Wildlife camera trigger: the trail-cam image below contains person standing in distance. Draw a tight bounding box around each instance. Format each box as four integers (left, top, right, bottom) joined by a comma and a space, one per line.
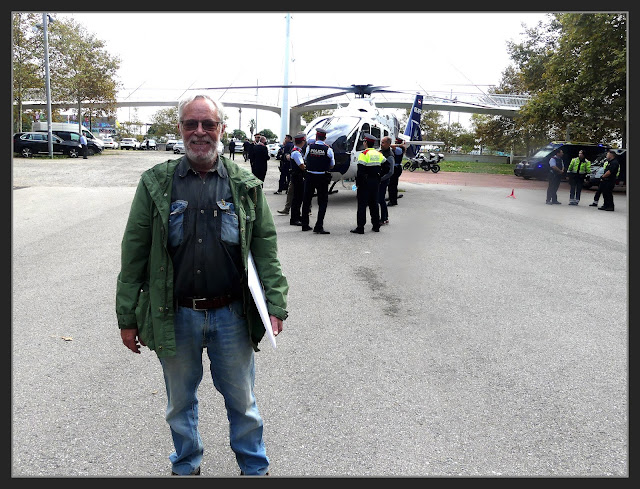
598, 149, 620, 211
275, 134, 293, 194
80, 133, 88, 159
351, 134, 384, 234
288, 132, 307, 226
250, 135, 270, 185
301, 127, 335, 234
228, 138, 236, 160
546, 148, 564, 205
567, 149, 591, 205
387, 138, 405, 206
116, 93, 288, 477
377, 136, 395, 225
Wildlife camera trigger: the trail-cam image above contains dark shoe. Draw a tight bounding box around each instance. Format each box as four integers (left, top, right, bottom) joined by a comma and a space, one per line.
301, 225, 312, 231
172, 467, 201, 476
552, 201, 561, 204
545, 201, 553, 205
277, 209, 289, 214
350, 227, 364, 234
290, 220, 302, 226
240, 471, 269, 476
372, 227, 380, 232
313, 228, 330, 234
606, 208, 614, 211
589, 202, 598, 207
599, 206, 614, 211
388, 202, 397, 207
273, 191, 282, 194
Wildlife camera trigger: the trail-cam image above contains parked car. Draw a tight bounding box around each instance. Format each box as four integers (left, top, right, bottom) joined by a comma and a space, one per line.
101, 137, 118, 149
513, 141, 610, 180
267, 143, 281, 158
13, 132, 82, 158
43, 130, 103, 155
165, 139, 178, 151
583, 149, 626, 191
120, 138, 140, 150
140, 139, 157, 150
173, 140, 185, 154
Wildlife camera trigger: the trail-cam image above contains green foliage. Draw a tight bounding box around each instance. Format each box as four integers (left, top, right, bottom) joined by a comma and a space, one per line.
149, 106, 178, 139
258, 128, 277, 142
507, 13, 626, 146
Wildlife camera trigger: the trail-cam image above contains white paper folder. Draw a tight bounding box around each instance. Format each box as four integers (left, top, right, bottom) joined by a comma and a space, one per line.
247, 251, 277, 349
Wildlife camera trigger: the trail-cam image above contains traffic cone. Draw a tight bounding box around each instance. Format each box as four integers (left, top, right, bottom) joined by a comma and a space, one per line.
507, 188, 516, 198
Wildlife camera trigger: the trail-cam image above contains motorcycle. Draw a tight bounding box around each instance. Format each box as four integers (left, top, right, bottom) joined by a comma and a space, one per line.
403, 151, 444, 173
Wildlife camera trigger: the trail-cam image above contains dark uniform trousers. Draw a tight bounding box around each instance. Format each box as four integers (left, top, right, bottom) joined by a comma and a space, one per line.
356, 171, 381, 229
388, 164, 402, 204
601, 178, 616, 209
289, 171, 306, 224
546, 172, 562, 203
301, 172, 330, 230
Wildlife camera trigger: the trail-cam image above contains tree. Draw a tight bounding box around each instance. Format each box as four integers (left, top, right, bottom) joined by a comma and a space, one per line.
149, 106, 179, 139
258, 128, 277, 142
12, 13, 45, 132
249, 119, 256, 138
41, 16, 121, 131
507, 13, 627, 146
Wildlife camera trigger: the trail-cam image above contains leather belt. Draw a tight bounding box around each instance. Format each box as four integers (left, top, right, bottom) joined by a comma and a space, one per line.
176, 295, 236, 311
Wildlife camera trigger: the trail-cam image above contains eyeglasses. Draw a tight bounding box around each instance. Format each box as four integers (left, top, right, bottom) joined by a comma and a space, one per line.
180, 119, 223, 131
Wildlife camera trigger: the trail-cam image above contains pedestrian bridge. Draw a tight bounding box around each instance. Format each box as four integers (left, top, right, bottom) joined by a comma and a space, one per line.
19, 89, 530, 135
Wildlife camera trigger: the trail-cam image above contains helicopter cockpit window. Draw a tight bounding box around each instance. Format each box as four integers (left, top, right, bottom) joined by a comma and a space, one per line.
314, 116, 360, 151
371, 126, 381, 148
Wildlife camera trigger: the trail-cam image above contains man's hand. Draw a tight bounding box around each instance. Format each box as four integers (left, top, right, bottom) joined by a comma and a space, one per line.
270, 316, 283, 337
121, 328, 146, 354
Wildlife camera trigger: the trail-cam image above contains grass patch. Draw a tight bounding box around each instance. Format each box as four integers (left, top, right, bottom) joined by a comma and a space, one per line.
403, 158, 515, 175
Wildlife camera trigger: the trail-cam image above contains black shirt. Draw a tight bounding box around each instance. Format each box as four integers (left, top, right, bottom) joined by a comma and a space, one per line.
168, 156, 243, 299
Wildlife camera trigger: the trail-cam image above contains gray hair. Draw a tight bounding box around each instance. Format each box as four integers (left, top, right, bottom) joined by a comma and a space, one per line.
177, 92, 226, 121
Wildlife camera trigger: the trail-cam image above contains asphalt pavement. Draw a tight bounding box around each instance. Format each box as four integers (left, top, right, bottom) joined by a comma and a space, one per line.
11, 150, 628, 477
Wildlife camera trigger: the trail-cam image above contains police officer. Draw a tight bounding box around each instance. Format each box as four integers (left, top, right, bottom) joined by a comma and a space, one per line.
378, 136, 395, 225
301, 127, 335, 234
387, 138, 405, 206
598, 149, 620, 211
351, 134, 384, 234
590, 151, 621, 209
289, 132, 307, 226
567, 149, 591, 205
546, 148, 564, 205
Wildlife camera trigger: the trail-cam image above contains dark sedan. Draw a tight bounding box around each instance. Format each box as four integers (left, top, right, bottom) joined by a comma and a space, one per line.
13, 132, 82, 158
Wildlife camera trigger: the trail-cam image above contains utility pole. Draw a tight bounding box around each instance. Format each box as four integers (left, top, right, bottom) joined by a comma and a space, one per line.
279, 13, 291, 142
42, 13, 53, 157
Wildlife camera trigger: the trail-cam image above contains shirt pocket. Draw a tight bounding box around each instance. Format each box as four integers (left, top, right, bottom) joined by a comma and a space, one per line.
218, 200, 240, 245
168, 200, 188, 248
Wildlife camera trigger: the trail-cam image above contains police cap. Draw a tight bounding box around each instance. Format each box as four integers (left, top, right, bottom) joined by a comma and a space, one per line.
363, 133, 377, 143
315, 127, 327, 135
294, 132, 306, 142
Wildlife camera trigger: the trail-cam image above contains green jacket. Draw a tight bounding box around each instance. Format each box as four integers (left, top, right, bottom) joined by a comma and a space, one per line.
567, 157, 591, 175
116, 156, 288, 357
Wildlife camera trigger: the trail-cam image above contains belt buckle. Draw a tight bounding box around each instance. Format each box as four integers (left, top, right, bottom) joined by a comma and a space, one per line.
192, 298, 208, 311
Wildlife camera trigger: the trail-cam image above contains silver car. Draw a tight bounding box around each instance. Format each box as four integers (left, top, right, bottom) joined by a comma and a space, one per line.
173, 140, 185, 154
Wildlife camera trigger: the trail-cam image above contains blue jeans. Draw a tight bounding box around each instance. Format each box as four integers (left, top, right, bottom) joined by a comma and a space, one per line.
159, 302, 269, 475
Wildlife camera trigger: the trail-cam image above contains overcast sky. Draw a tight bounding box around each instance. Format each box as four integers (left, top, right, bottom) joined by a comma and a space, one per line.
57, 11, 550, 136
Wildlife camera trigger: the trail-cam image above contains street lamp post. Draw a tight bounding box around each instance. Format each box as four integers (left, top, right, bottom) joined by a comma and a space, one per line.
42, 13, 53, 158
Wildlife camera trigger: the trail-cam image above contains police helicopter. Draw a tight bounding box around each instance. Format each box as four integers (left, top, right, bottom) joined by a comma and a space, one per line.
192, 83, 466, 192
299, 85, 452, 193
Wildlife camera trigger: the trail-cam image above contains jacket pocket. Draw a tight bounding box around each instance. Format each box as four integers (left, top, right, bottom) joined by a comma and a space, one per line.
218, 200, 240, 245
168, 200, 188, 248
135, 286, 154, 349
